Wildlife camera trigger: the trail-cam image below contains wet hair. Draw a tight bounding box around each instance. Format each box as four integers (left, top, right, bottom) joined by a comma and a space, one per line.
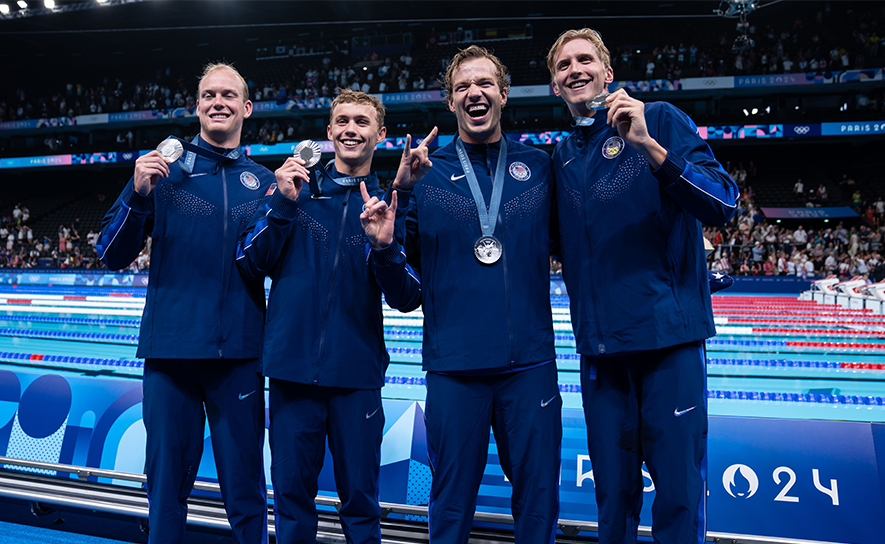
199, 62, 250, 101
546, 28, 612, 83
329, 88, 386, 128
444, 45, 510, 100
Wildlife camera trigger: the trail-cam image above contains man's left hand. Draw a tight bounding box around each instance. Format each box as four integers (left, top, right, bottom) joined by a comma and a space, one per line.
605, 89, 668, 169
360, 181, 398, 248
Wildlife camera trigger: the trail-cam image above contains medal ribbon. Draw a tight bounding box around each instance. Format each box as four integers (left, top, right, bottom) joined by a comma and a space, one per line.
455, 137, 508, 238
169, 136, 241, 174
317, 159, 373, 187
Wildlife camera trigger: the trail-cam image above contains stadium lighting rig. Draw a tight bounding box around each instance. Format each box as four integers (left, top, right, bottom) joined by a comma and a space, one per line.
714, 0, 781, 53
0, 0, 145, 19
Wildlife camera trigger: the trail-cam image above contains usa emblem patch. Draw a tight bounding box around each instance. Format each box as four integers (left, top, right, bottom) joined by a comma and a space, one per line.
509, 161, 531, 181
602, 136, 625, 160
240, 171, 260, 190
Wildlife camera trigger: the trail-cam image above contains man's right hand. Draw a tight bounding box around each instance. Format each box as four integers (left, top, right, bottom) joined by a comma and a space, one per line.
133, 151, 170, 196
392, 126, 438, 191
274, 156, 310, 201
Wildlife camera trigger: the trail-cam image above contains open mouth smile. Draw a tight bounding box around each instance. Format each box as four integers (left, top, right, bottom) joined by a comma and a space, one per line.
467, 104, 490, 119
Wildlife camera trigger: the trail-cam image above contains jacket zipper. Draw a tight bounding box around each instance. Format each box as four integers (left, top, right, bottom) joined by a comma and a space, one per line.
315, 187, 353, 383
219, 164, 228, 358
500, 214, 516, 368
486, 149, 516, 367
581, 137, 606, 355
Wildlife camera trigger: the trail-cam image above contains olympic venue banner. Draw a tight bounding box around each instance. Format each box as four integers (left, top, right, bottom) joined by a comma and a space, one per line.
1, 365, 883, 543
2, 67, 882, 133
4, 119, 885, 171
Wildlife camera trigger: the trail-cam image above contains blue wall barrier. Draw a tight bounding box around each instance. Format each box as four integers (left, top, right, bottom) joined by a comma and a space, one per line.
0, 366, 883, 542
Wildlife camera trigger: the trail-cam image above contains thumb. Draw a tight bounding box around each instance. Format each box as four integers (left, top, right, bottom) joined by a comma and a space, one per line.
402, 134, 412, 160
389, 189, 398, 215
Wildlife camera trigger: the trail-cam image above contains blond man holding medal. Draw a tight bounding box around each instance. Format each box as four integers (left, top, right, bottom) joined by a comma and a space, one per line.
236, 89, 426, 544
98, 63, 272, 544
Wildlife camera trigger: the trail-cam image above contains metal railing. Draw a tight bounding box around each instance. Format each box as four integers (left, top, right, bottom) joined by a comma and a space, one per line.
0, 456, 842, 544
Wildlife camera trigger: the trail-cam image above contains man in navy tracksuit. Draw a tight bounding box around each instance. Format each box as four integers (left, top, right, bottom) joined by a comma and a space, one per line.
389, 46, 561, 544
97, 63, 270, 544
236, 89, 423, 544
547, 30, 739, 544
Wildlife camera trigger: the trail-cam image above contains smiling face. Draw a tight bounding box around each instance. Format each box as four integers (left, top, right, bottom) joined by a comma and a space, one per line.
447, 57, 507, 145
326, 101, 386, 177
552, 38, 614, 118
197, 67, 252, 148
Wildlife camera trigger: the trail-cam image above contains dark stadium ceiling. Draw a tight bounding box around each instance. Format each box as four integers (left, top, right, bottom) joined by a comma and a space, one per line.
0, 0, 809, 66
0, 1, 781, 41
0, 1, 802, 52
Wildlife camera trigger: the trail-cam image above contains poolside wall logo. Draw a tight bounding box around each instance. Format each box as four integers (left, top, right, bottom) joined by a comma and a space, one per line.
722, 464, 758, 498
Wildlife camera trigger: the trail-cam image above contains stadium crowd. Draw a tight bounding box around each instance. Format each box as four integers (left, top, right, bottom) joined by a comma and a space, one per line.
0, 205, 106, 270
704, 168, 885, 281
1, 2, 881, 133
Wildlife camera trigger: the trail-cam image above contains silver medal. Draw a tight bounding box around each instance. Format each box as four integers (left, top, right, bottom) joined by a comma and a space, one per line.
294, 140, 322, 167
474, 236, 502, 264
156, 137, 183, 163
586, 92, 611, 111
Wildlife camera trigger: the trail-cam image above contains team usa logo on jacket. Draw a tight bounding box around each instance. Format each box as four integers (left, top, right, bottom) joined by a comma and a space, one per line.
508, 161, 531, 181
602, 136, 625, 160
240, 172, 260, 190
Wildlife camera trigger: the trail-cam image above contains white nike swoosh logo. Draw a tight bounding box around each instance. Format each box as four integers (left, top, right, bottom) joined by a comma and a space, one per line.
540, 395, 557, 408
674, 406, 697, 417
562, 157, 576, 168
450, 173, 466, 181
238, 390, 257, 401
366, 407, 380, 419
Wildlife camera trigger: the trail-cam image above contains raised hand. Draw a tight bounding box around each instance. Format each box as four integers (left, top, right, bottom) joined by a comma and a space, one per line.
274, 156, 310, 201
360, 181, 398, 248
605, 89, 667, 169
392, 126, 438, 190
133, 151, 170, 196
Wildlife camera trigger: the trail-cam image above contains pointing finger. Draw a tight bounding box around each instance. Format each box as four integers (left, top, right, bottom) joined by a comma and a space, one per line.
389, 188, 398, 214
360, 181, 371, 204
419, 126, 438, 149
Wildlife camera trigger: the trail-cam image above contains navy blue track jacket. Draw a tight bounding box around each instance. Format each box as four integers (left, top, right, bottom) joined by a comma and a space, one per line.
236, 166, 421, 389
397, 135, 556, 373
553, 101, 740, 357
97, 136, 272, 359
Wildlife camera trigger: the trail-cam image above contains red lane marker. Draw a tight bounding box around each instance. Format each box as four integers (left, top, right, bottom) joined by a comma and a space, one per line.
29, 354, 44, 360
6, 299, 32, 304
752, 328, 883, 336
109, 293, 132, 297
63, 296, 87, 301
840, 362, 885, 370
786, 341, 885, 349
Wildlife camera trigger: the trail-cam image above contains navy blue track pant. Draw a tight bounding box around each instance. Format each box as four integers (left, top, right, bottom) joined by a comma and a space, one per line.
269, 379, 384, 544
142, 358, 267, 544
425, 362, 562, 544
581, 341, 707, 544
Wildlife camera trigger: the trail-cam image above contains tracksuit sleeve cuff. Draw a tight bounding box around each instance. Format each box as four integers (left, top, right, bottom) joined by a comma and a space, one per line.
124, 188, 152, 212
394, 187, 412, 209
652, 152, 687, 188
270, 188, 299, 219
371, 239, 405, 266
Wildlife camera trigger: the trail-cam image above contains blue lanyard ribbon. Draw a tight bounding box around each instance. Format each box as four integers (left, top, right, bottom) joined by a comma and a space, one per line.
317, 159, 373, 187
171, 135, 241, 174
455, 137, 508, 238
572, 116, 596, 127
